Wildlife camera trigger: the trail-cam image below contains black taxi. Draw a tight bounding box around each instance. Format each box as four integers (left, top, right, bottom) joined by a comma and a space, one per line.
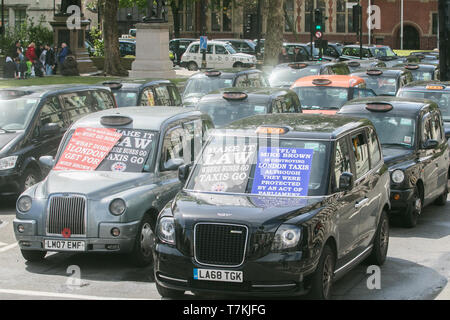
102, 80, 182, 107
393, 63, 440, 82
154, 114, 391, 299
0, 85, 117, 197
183, 69, 269, 107
268, 62, 350, 88
196, 87, 301, 127
343, 59, 387, 73
339, 97, 449, 228
350, 68, 414, 96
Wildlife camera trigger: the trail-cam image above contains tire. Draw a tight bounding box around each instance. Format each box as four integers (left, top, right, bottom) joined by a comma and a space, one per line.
366, 210, 389, 266
402, 185, 422, 228
434, 172, 448, 206
187, 61, 198, 71
156, 282, 185, 299
21, 250, 46, 262
233, 62, 243, 68
19, 168, 40, 194
131, 214, 155, 267
308, 245, 335, 300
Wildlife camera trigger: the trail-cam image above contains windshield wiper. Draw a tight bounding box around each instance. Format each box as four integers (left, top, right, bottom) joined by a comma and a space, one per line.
382, 142, 412, 148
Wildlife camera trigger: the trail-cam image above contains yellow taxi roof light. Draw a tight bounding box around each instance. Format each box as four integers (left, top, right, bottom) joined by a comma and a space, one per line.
426, 85, 445, 90
256, 126, 288, 135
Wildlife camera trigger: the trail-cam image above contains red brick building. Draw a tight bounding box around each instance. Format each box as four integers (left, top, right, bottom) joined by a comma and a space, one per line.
174, 0, 438, 50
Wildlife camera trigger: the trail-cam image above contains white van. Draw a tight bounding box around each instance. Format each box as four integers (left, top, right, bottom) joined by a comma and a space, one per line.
180, 40, 257, 71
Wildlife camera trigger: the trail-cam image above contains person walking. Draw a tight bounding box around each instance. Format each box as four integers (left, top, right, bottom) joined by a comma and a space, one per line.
278, 47, 290, 64
58, 43, 70, 66
44, 44, 56, 76
25, 42, 37, 63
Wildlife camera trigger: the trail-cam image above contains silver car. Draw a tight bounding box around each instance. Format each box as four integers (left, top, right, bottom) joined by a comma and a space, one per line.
13, 107, 213, 266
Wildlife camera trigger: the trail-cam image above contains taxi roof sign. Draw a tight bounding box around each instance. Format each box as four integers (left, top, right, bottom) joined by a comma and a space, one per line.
366, 69, 383, 76
426, 84, 445, 90
205, 70, 222, 77
100, 115, 133, 126
223, 92, 248, 100
312, 78, 332, 86
256, 126, 289, 135
365, 103, 393, 112
288, 63, 308, 69
404, 64, 419, 70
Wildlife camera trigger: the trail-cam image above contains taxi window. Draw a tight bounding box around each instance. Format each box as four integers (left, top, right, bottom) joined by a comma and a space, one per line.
235, 75, 249, 87
422, 115, 433, 143
39, 96, 65, 129
140, 87, 155, 106
154, 86, 172, 105
206, 44, 214, 54
60, 91, 93, 123
215, 45, 228, 55
168, 85, 182, 106
354, 88, 376, 98
351, 131, 370, 179
330, 64, 350, 75
367, 127, 382, 168
91, 91, 115, 110
189, 44, 199, 53
431, 112, 443, 142
113, 91, 138, 107
271, 98, 289, 113
333, 138, 351, 192
160, 126, 185, 170
248, 73, 267, 87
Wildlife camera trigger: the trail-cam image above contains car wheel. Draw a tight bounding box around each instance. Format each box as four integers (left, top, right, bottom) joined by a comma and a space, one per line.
402, 186, 422, 228
156, 282, 185, 299
366, 210, 389, 265
20, 168, 40, 193
187, 61, 198, 71
21, 250, 46, 262
233, 62, 243, 68
308, 245, 335, 300
131, 214, 155, 267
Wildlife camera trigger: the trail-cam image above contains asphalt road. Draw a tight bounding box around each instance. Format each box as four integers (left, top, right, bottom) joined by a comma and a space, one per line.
0, 192, 449, 300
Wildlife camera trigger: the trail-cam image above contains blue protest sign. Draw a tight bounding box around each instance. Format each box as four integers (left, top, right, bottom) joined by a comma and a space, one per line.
251, 147, 314, 197
200, 36, 208, 50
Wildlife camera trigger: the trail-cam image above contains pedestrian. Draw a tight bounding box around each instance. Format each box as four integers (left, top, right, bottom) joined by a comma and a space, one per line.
58, 43, 70, 66
44, 44, 56, 76
4, 56, 17, 78
25, 42, 37, 63
278, 47, 290, 64
292, 47, 308, 62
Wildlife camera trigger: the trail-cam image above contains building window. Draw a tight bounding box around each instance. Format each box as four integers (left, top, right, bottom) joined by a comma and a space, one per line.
347, 0, 357, 33
336, 0, 346, 33
305, 0, 326, 32
223, 0, 232, 32
210, 1, 233, 32
185, 0, 193, 31
284, 0, 294, 32
15, 9, 26, 29
211, 0, 221, 31
177, 0, 184, 31
1, 8, 9, 30
432, 13, 438, 35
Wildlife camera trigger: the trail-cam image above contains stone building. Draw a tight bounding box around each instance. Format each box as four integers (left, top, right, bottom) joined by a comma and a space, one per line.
0, 0, 54, 29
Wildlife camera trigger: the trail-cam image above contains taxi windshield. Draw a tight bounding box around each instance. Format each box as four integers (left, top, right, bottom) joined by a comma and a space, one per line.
269, 66, 321, 87
186, 135, 331, 196
198, 100, 268, 127
225, 44, 237, 54
292, 86, 349, 110
398, 90, 450, 122
54, 128, 159, 173
113, 91, 138, 107
0, 97, 39, 132
184, 77, 234, 98
361, 76, 398, 95
409, 70, 434, 82
371, 47, 396, 57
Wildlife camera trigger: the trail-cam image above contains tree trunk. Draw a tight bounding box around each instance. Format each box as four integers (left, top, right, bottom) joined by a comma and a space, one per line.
264, 0, 284, 66
171, 2, 180, 38
100, 0, 128, 76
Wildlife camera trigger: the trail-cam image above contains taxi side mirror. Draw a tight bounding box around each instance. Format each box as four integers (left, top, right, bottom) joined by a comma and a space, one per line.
41, 123, 60, 137
445, 129, 450, 141
423, 139, 439, 150
39, 156, 55, 168
178, 163, 192, 184
163, 158, 184, 171
339, 172, 354, 191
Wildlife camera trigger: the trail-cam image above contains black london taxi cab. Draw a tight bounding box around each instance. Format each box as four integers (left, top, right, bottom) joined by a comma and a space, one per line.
397, 82, 450, 134
290, 75, 376, 115
268, 61, 350, 88
350, 68, 414, 96
0, 85, 116, 197
196, 87, 301, 127
154, 113, 391, 299
393, 63, 440, 82
183, 69, 269, 107
343, 59, 387, 73
102, 80, 182, 107
339, 97, 449, 228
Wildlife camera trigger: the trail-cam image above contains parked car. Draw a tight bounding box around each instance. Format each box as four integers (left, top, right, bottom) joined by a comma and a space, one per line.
196, 87, 302, 127
119, 40, 136, 57
350, 68, 414, 96
340, 45, 405, 67
169, 38, 196, 65
102, 80, 182, 107
13, 107, 214, 264
183, 69, 269, 107
181, 40, 257, 71
154, 113, 391, 299
343, 59, 387, 73
339, 97, 449, 227
0, 85, 117, 197
268, 61, 350, 88
305, 42, 344, 59
392, 63, 440, 81
215, 39, 257, 55
290, 75, 376, 114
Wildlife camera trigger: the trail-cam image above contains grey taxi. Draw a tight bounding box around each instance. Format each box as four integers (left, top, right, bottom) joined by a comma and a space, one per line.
13, 107, 213, 266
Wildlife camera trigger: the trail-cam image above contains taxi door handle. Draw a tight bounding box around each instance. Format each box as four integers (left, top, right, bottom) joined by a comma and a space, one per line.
355, 198, 369, 209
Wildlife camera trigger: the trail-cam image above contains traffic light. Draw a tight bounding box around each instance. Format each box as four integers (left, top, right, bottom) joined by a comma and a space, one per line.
352, 4, 362, 35
314, 9, 323, 31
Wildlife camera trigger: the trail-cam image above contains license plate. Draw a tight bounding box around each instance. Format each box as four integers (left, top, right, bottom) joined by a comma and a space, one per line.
193, 268, 243, 283
44, 239, 85, 251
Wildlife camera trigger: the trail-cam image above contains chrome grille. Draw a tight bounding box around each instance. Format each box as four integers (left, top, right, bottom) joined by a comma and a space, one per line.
194, 223, 248, 267
46, 195, 86, 236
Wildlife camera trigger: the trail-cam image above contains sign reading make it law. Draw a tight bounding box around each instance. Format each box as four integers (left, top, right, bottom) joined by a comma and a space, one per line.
251, 147, 314, 197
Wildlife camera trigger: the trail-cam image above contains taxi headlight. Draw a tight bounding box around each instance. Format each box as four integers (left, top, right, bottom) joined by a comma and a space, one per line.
391, 170, 405, 184
0, 156, 18, 170
271, 225, 301, 252
109, 198, 126, 216
17, 196, 32, 213
157, 217, 176, 245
